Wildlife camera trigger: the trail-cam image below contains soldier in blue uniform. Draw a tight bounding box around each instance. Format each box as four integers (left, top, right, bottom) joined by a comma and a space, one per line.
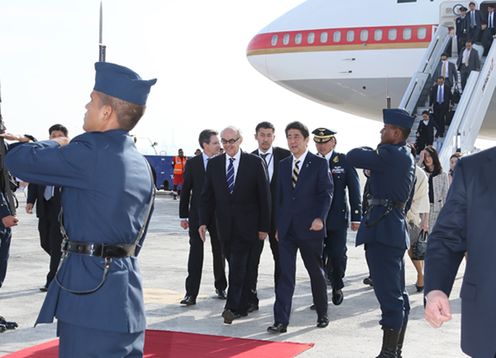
312, 128, 361, 306
5, 62, 156, 357
347, 109, 415, 358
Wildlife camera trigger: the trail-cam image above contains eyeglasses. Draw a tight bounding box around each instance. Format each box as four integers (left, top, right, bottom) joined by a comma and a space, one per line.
221, 137, 240, 145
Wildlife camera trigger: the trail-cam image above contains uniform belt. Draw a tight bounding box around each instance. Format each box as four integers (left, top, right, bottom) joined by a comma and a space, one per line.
62, 240, 136, 258
367, 198, 405, 210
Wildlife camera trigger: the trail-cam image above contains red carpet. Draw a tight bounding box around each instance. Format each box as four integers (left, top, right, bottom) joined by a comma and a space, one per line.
3, 329, 314, 357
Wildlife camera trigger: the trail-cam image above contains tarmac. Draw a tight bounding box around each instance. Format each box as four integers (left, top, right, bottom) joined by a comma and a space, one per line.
0, 193, 467, 357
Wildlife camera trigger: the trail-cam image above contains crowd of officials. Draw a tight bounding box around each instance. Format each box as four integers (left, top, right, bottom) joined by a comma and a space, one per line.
0, 58, 490, 358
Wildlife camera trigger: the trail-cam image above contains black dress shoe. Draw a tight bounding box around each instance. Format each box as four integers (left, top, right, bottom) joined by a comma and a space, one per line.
363, 276, 374, 286
415, 284, 424, 293
332, 289, 344, 305
180, 295, 196, 306
222, 309, 241, 324
267, 323, 287, 333
310, 304, 316, 310
247, 303, 259, 313
317, 316, 329, 328
215, 289, 227, 300
39, 285, 48, 292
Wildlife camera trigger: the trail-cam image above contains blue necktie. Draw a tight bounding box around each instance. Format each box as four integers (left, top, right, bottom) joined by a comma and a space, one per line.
226, 158, 235, 194
44, 186, 54, 201
437, 86, 443, 104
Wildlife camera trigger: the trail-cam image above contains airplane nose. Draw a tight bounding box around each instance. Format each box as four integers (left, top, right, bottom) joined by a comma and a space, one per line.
246, 33, 271, 80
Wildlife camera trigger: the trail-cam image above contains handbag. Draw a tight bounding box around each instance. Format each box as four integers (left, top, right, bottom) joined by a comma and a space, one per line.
411, 230, 428, 260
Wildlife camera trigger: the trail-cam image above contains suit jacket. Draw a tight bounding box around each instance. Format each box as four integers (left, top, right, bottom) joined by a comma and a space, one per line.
456, 16, 469, 38
326, 152, 361, 230
429, 84, 452, 107
424, 148, 496, 357
433, 61, 458, 89
200, 151, 271, 242
347, 144, 415, 249
457, 48, 481, 71
415, 120, 435, 147
6, 130, 153, 334
27, 183, 62, 218
179, 154, 211, 228
276, 152, 333, 240
251, 146, 291, 232
467, 9, 482, 29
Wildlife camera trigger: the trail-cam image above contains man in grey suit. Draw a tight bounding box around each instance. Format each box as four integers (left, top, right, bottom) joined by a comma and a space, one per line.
457, 39, 481, 90
424, 147, 496, 357
433, 53, 458, 90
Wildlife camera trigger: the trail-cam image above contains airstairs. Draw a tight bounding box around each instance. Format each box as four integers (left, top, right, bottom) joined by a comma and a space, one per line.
399, 25, 496, 168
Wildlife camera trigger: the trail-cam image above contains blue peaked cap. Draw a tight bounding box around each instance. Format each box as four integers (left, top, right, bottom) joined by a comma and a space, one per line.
383, 108, 415, 129
93, 62, 157, 105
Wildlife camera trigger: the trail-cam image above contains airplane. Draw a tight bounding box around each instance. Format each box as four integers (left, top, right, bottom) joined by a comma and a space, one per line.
246, 0, 496, 139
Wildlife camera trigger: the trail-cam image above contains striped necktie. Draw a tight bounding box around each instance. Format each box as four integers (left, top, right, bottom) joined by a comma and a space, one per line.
226, 157, 235, 194
292, 160, 300, 188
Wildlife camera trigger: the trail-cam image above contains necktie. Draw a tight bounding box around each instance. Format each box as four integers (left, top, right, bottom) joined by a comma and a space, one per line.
441, 62, 446, 78
292, 160, 300, 188
44, 185, 54, 201
471, 11, 475, 27
226, 158, 235, 194
490, 14, 493, 28
260, 153, 269, 165
437, 86, 444, 104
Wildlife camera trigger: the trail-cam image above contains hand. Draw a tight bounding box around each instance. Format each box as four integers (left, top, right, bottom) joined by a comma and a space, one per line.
180, 219, 189, 230
351, 222, 360, 231
25, 203, 34, 214
425, 290, 452, 328
0, 133, 31, 142
2, 215, 19, 228
258, 231, 268, 241
309, 218, 324, 231
198, 225, 207, 242
51, 137, 70, 146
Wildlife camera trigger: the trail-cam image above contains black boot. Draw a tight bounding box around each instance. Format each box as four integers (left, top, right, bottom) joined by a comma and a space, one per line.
396, 318, 408, 358
375, 327, 400, 358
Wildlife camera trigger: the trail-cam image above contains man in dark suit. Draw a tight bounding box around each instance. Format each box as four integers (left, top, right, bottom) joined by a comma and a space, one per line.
249, 121, 290, 310
179, 129, 227, 306
347, 109, 415, 358
482, 4, 496, 56
199, 126, 270, 324
433, 53, 458, 90
467, 1, 482, 42
429, 76, 452, 138
267, 121, 333, 334
312, 128, 361, 306
26, 124, 68, 291
415, 110, 435, 152
424, 147, 496, 357
458, 39, 481, 90
456, 6, 469, 54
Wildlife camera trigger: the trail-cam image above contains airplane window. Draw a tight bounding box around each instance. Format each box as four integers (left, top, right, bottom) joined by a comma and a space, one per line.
283, 33, 290, 45
295, 33, 302, 45
374, 29, 383, 41
333, 31, 342, 43
320, 32, 328, 43
271, 35, 278, 46
417, 27, 427, 40
397, 0, 416, 2
403, 28, 412, 40
388, 29, 398, 41
307, 32, 315, 44
360, 30, 369, 42
347, 30, 355, 42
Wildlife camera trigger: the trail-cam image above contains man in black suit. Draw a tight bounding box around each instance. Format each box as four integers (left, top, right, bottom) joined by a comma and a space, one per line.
457, 39, 481, 90
248, 121, 290, 310
482, 4, 496, 56
199, 126, 270, 324
456, 6, 469, 54
267, 121, 333, 334
467, 1, 482, 43
429, 76, 452, 138
179, 129, 227, 306
312, 128, 361, 306
25, 124, 68, 291
433, 53, 458, 90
